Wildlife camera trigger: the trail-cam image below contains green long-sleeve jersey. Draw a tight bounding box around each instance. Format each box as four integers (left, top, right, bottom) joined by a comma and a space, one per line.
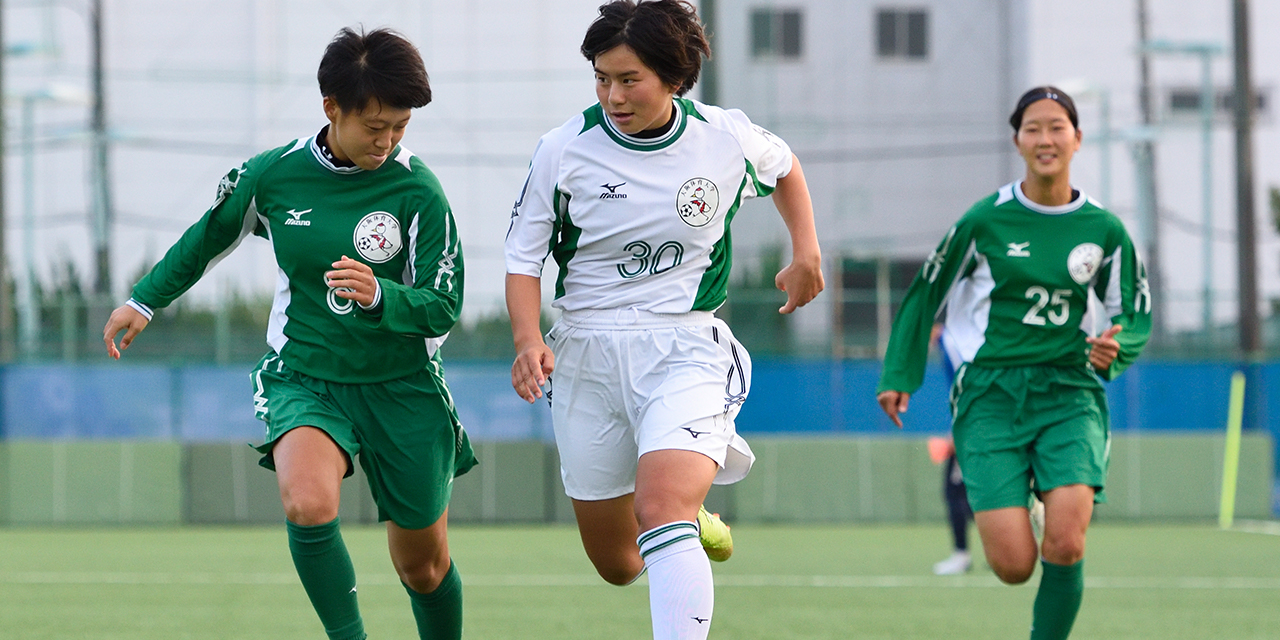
129, 133, 464, 383
877, 182, 1151, 395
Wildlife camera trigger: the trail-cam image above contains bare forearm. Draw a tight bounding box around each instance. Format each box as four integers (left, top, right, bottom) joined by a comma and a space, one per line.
770, 155, 825, 313
506, 273, 545, 350
773, 155, 821, 264
506, 272, 555, 402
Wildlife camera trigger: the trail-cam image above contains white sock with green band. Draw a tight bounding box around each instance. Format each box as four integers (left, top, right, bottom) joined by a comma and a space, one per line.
638, 521, 714, 640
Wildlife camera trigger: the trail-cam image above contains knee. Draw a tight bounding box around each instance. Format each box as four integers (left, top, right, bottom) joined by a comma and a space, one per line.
633, 501, 668, 533
396, 553, 451, 594
583, 546, 644, 586
595, 564, 643, 587
582, 545, 644, 586
633, 498, 699, 534
1041, 534, 1086, 566
985, 547, 1037, 584
280, 485, 339, 526
990, 561, 1036, 585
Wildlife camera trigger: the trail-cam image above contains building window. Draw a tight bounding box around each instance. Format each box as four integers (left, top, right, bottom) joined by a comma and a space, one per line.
751, 8, 803, 59
1167, 87, 1270, 119
876, 8, 928, 60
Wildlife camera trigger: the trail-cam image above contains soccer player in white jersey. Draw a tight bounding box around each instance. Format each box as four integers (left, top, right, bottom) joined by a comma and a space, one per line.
504, 1, 823, 637
102, 28, 476, 640
877, 87, 1152, 639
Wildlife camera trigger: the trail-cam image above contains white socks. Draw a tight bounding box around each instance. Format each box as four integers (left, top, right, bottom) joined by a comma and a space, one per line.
637, 521, 714, 640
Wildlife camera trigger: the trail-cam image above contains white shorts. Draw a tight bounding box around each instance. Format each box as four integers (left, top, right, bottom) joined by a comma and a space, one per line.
546, 308, 756, 501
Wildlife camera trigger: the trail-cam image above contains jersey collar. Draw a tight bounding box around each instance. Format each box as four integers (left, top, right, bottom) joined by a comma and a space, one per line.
596, 99, 689, 152
1010, 180, 1087, 215
308, 133, 369, 175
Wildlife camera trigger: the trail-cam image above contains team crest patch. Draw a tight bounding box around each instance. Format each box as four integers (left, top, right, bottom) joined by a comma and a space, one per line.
1067, 243, 1104, 284
676, 178, 720, 227
353, 212, 402, 263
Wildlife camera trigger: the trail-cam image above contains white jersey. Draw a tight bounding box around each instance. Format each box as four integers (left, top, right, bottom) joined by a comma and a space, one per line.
505, 98, 793, 313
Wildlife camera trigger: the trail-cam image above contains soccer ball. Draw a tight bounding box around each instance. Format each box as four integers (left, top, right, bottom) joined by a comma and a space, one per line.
357, 236, 374, 251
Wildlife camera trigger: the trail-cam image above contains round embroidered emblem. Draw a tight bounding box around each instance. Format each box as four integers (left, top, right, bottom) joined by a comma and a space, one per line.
1067, 243, 1104, 284
353, 212, 402, 264
676, 178, 720, 227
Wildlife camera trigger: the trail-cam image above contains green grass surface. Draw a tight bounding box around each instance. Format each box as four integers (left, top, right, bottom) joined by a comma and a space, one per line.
0, 523, 1277, 639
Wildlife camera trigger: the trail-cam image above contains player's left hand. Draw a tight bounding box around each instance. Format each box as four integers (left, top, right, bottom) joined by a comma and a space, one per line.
1086, 324, 1123, 372
327, 256, 379, 307
775, 251, 824, 314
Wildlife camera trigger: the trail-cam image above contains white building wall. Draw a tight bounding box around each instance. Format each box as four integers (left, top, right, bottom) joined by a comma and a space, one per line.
1024, 0, 1278, 333
710, 0, 1028, 349
4, 0, 1275, 338
714, 0, 1025, 257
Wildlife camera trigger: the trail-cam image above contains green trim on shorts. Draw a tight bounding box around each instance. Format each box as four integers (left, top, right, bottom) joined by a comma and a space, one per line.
951, 364, 1109, 512
250, 352, 478, 529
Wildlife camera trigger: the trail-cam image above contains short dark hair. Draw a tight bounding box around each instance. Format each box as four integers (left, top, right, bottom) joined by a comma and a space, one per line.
580, 0, 710, 97
317, 27, 431, 112
1009, 86, 1079, 131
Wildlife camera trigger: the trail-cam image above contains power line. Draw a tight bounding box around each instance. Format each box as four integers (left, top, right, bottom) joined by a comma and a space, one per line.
795, 139, 1010, 164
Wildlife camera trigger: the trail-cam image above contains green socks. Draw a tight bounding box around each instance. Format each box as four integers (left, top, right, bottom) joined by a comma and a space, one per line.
287, 517, 462, 640
403, 560, 464, 640
1030, 559, 1085, 640
287, 518, 366, 640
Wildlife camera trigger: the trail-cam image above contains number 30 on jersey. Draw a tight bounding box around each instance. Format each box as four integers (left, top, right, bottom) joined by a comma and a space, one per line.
617, 240, 685, 279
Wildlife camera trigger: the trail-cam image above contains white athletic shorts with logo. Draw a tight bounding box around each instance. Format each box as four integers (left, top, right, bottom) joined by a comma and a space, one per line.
546, 308, 756, 501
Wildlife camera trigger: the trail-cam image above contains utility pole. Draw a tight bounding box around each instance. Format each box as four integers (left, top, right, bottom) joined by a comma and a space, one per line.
1143, 41, 1224, 337
90, 0, 113, 297
699, 0, 717, 106
1135, 0, 1165, 341
0, 0, 12, 361
1232, 0, 1260, 356
999, 0, 1015, 180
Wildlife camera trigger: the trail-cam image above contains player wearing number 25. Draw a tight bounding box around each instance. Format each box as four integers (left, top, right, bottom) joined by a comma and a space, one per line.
103, 28, 476, 640
505, 2, 822, 638
877, 86, 1151, 639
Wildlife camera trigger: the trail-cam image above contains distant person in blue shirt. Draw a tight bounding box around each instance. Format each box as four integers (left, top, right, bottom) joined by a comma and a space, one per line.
929, 324, 975, 575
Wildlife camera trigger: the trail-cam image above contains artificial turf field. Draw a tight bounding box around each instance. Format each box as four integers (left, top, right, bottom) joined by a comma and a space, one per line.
0, 523, 1277, 639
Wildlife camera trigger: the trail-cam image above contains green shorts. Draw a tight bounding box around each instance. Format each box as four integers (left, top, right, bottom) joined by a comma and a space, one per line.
950, 363, 1109, 512
250, 352, 478, 529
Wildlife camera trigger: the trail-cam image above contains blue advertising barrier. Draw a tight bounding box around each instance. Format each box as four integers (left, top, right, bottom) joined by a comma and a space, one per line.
0, 360, 1274, 446
0, 362, 554, 443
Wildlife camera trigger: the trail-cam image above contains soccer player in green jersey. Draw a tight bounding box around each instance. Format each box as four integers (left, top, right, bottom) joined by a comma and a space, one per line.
102, 28, 476, 640
877, 86, 1152, 639
505, 2, 823, 638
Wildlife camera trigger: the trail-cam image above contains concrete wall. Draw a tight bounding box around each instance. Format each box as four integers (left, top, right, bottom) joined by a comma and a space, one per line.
0, 441, 182, 525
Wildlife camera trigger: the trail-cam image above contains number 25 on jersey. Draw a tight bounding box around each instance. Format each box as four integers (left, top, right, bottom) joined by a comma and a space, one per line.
1023, 286, 1071, 326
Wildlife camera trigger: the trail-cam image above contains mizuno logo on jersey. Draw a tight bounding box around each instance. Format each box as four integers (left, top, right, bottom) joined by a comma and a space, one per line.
285, 208, 313, 226
599, 182, 627, 199
1006, 242, 1031, 257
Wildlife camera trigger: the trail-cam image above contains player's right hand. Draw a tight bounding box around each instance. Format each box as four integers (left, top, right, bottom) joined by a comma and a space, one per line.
775, 251, 824, 314
103, 305, 149, 360
877, 390, 910, 429
511, 342, 555, 403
